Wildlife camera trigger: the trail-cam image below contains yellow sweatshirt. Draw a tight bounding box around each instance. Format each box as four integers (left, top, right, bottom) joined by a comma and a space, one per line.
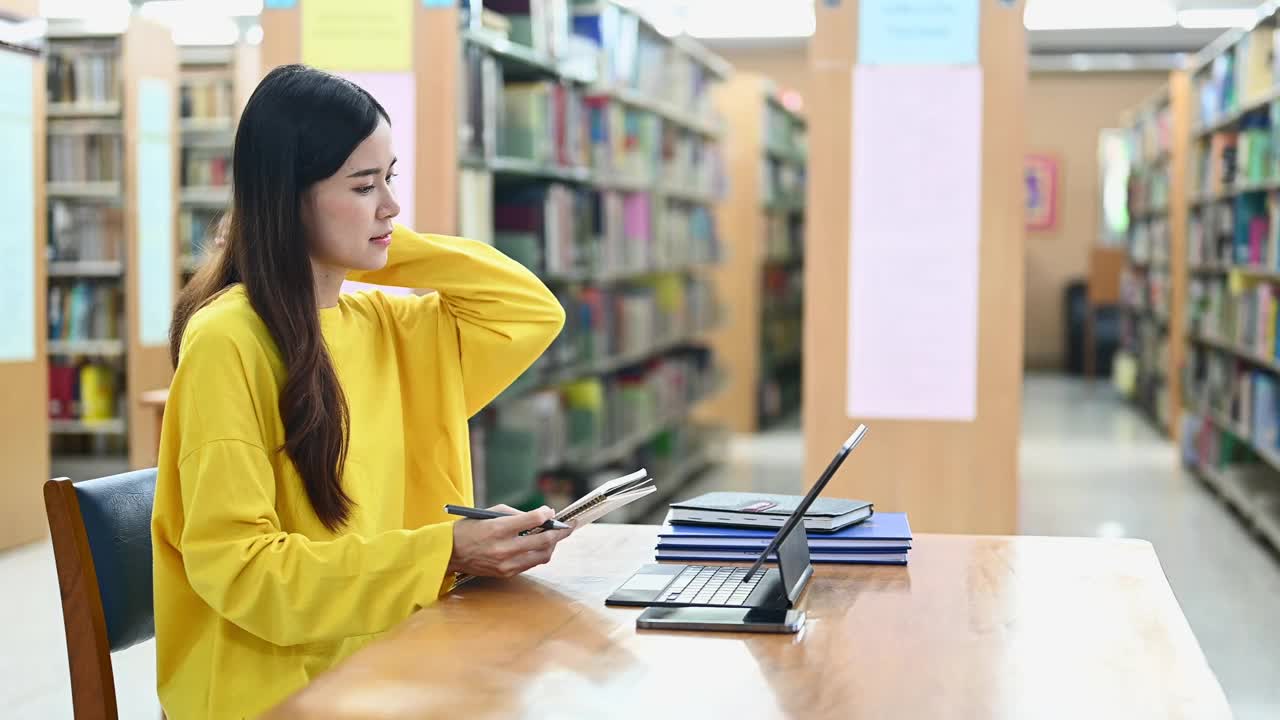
151, 228, 565, 719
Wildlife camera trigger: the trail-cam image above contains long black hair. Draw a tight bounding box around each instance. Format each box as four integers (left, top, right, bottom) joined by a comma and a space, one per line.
170, 64, 390, 532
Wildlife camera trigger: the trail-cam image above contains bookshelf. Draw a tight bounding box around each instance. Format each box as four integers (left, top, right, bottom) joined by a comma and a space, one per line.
702, 72, 806, 433
1180, 8, 1280, 553
44, 17, 179, 470
0, 0, 48, 550
1117, 74, 1190, 440
177, 43, 259, 283
257, 0, 731, 515
802, 0, 1026, 534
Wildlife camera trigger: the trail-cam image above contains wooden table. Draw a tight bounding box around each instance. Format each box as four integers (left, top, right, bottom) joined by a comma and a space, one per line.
139, 388, 168, 460
264, 525, 1229, 720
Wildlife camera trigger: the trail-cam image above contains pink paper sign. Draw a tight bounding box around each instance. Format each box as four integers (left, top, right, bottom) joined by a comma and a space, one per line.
847, 65, 983, 421
338, 72, 416, 296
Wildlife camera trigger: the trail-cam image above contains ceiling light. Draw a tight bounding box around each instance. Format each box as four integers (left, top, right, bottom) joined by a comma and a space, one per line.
1177, 8, 1259, 29
139, 0, 264, 20
39, 0, 131, 19
1024, 0, 1177, 31
684, 0, 815, 39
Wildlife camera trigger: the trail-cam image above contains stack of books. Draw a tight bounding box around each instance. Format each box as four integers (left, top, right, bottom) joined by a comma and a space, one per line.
656, 492, 912, 566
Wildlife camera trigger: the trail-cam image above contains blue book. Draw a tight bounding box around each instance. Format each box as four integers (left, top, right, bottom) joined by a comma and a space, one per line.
654, 549, 908, 566
657, 539, 910, 553
659, 511, 912, 551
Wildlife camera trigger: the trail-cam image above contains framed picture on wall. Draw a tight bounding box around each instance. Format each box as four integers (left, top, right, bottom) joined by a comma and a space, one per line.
1025, 153, 1060, 232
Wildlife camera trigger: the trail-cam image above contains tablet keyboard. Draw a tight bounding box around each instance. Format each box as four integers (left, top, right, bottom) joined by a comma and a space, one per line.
663, 566, 764, 606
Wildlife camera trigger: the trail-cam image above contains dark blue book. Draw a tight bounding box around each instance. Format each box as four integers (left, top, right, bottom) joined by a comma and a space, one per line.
654, 548, 908, 566
659, 511, 912, 551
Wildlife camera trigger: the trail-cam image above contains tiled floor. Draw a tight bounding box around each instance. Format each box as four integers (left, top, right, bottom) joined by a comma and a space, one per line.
3, 375, 1277, 718
1018, 375, 1280, 720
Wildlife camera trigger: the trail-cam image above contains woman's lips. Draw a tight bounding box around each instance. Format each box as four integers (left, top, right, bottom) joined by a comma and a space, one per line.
370, 233, 392, 247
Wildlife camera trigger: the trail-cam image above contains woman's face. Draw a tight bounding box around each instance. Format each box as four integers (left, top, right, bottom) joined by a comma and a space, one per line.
301, 118, 400, 272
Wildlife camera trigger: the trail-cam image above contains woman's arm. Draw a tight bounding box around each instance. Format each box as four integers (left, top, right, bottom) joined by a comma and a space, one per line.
178, 439, 455, 647
347, 226, 566, 415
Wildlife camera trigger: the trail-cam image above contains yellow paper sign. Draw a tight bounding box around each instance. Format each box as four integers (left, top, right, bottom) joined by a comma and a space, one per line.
302, 0, 412, 72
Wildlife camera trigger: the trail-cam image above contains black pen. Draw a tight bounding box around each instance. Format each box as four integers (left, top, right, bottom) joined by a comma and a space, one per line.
444, 504, 571, 531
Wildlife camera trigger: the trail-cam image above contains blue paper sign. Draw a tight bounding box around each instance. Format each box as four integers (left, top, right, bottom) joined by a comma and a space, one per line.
136, 78, 175, 348
858, 0, 979, 66
265, 0, 297, 9
0, 52, 36, 363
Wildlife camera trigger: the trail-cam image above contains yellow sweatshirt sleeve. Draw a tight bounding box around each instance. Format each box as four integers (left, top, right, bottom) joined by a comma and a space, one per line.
172, 319, 454, 648
348, 226, 566, 415
178, 440, 454, 647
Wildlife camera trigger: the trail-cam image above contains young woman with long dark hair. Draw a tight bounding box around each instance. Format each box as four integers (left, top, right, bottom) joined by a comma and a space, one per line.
151, 64, 570, 718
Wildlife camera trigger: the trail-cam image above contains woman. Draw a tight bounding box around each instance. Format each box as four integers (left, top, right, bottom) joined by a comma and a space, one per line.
151, 64, 571, 718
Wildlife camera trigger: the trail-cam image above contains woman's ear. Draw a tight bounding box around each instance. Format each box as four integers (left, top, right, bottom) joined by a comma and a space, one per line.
213, 212, 230, 248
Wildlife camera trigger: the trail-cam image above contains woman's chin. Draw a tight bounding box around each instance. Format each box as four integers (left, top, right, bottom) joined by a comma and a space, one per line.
351, 247, 391, 271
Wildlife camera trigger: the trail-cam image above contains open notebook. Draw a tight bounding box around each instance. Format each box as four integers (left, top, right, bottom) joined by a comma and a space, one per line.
450, 468, 655, 588
533, 468, 656, 532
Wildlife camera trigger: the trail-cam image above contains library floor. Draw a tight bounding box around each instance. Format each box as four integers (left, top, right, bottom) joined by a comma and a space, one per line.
3, 375, 1279, 718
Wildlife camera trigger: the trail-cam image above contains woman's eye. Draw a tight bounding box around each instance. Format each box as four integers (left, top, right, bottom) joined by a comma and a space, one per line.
386, 172, 398, 184
355, 185, 375, 195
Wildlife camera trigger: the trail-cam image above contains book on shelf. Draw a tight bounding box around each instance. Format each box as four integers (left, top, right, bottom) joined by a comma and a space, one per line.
572, 1, 640, 90
48, 133, 122, 184
499, 82, 550, 163
179, 207, 226, 259
47, 281, 123, 343
763, 156, 805, 206
458, 167, 495, 247
460, 42, 500, 161
49, 361, 121, 422
182, 148, 232, 187
1236, 26, 1274, 106
472, 352, 720, 506
621, 192, 650, 269
180, 73, 234, 121
1191, 273, 1280, 356
1236, 114, 1271, 185
500, 81, 584, 167
47, 45, 119, 106
486, 0, 572, 60
494, 182, 589, 277
656, 202, 719, 268
48, 201, 124, 261
593, 100, 661, 180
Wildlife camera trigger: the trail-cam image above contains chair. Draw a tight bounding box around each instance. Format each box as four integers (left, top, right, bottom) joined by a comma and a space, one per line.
44, 469, 158, 720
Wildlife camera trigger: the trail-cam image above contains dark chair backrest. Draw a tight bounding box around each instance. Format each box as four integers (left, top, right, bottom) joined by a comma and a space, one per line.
44, 468, 158, 720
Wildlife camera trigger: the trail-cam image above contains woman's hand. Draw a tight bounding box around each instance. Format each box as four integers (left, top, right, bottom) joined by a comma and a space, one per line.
447, 505, 573, 578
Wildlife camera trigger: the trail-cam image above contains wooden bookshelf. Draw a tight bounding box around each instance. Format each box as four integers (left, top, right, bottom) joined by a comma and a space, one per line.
44, 17, 179, 470
0, 0, 48, 549
177, 43, 259, 283
1116, 75, 1190, 440
701, 73, 806, 433
803, 0, 1025, 534
1181, 8, 1280, 556
252, 1, 732, 511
